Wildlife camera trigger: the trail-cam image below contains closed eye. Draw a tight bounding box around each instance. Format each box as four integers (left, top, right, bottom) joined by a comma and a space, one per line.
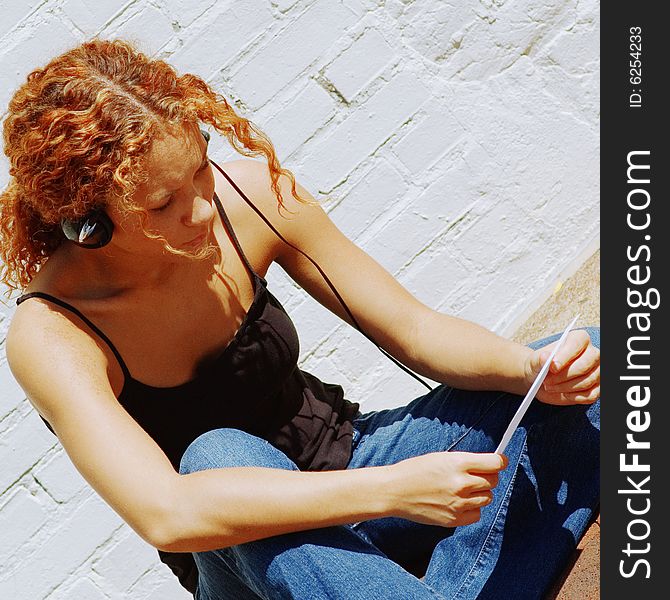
152, 197, 173, 213
151, 157, 210, 212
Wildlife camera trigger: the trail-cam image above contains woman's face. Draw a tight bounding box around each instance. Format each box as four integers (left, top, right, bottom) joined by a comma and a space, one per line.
107, 122, 216, 259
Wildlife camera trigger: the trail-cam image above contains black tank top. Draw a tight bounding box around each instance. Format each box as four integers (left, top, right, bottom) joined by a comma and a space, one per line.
15, 167, 361, 595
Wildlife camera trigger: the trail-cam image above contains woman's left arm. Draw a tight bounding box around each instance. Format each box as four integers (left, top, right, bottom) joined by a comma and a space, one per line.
407, 310, 600, 405
242, 161, 599, 404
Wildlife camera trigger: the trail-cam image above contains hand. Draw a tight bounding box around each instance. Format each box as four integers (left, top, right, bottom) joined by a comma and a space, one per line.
523, 329, 600, 406
385, 451, 508, 527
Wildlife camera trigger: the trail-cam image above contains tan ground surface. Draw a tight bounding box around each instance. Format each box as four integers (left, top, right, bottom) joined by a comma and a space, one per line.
512, 249, 600, 345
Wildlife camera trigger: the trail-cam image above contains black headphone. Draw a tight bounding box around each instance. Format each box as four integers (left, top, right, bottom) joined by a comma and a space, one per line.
61, 129, 211, 249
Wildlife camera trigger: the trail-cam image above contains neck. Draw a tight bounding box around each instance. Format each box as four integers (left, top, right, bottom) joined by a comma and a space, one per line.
51, 243, 186, 299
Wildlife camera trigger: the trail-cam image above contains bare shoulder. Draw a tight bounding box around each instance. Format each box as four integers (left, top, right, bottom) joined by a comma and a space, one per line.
6, 297, 112, 422
212, 158, 319, 263
216, 159, 317, 218
9, 294, 108, 359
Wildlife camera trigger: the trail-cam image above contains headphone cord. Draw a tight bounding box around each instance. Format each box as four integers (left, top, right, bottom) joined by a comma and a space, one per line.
210, 159, 436, 392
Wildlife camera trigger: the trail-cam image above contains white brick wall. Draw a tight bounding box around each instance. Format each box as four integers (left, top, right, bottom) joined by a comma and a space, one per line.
0, 1, 599, 597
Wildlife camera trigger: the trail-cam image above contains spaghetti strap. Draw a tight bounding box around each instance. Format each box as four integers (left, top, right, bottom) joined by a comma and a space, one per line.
209, 159, 435, 392
15, 291, 132, 379
211, 170, 264, 286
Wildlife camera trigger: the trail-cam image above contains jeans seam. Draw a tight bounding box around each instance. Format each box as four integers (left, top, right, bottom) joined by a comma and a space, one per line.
226, 547, 272, 600
444, 391, 508, 453
450, 431, 527, 600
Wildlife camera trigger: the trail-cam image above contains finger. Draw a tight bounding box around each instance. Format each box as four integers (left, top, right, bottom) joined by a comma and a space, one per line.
541, 384, 600, 406
544, 365, 600, 393
548, 345, 600, 382
530, 347, 553, 377
458, 452, 508, 473
550, 330, 592, 373
465, 490, 494, 508
462, 472, 499, 493
456, 508, 482, 526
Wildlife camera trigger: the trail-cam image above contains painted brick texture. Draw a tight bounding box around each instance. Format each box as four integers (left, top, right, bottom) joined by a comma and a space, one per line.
0, 1, 599, 598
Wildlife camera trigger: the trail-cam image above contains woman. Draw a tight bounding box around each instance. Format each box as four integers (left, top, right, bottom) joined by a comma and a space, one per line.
0, 38, 600, 599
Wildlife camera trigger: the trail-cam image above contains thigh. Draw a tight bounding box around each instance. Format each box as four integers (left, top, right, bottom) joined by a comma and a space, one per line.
195, 551, 263, 600
346, 383, 505, 574
182, 428, 444, 599
181, 428, 295, 600
346, 327, 600, 574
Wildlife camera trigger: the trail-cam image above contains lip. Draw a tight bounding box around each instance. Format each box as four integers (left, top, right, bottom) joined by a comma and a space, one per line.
184, 233, 207, 247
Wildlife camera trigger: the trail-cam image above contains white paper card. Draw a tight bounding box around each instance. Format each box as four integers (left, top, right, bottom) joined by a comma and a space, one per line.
495, 314, 580, 455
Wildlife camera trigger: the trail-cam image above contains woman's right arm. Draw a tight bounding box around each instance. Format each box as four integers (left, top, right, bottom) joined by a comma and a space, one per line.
6, 302, 506, 554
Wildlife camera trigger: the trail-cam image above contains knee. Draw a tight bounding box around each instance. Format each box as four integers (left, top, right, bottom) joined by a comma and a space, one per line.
179, 428, 299, 475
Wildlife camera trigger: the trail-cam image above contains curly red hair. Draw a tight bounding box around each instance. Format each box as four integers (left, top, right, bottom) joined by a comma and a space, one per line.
0, 37, 312, 295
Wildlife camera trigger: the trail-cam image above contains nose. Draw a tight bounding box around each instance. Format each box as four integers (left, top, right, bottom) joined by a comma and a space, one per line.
184, 194, 216, 228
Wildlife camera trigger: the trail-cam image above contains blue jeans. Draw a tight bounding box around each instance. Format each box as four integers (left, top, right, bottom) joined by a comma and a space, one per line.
181, 328, 600, 600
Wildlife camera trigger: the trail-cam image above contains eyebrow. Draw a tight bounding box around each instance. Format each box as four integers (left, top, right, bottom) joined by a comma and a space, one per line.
149, 144, 208, 203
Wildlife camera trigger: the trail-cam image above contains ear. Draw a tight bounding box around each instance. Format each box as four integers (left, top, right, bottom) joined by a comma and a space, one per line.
60, 208, 114, 249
